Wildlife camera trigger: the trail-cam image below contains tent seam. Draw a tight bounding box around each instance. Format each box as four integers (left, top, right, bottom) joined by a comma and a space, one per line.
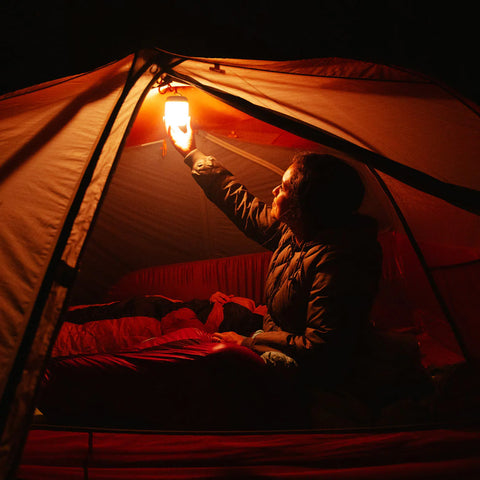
365, 166, 471, 363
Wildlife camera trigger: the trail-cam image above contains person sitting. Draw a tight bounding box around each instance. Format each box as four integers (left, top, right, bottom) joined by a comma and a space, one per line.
168, 124, 383, 395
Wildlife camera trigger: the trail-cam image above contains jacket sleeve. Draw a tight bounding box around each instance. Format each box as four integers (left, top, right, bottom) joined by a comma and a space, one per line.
242, 253, 361, 361
184, 149, 283, 250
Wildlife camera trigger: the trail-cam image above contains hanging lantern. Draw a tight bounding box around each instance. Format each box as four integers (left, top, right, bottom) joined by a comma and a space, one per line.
164, 95, 190, 130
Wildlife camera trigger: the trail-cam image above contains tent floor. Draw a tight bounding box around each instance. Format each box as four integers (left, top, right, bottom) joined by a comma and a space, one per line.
19, 422, 480, 479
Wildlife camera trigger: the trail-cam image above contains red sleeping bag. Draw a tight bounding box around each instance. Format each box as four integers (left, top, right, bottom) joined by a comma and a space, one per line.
51, 294, 266, 357
39, 328, 278, 429
38, 295, 298, 429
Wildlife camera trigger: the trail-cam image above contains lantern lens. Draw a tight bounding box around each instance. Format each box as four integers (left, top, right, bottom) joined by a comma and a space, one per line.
164, 96, 189, 129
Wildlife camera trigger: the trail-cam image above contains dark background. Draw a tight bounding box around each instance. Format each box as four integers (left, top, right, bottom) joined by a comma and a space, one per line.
1, 1, 478, 104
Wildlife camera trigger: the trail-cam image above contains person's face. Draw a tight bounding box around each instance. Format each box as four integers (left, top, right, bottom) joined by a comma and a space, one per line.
271, 165, 296, 222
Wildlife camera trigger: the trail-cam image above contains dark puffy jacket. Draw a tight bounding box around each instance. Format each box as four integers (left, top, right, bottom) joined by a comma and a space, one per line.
185, 149, 382, 383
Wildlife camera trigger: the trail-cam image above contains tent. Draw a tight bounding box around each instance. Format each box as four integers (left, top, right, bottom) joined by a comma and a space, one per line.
1, 48, 479, 478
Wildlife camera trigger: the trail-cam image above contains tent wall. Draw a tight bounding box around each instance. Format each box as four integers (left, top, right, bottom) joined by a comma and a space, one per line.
171, 57, 480, 188
0, 51, 161, 478
0, 57, 132, 402
378, 172, 480, 359
170, 56, 480, 213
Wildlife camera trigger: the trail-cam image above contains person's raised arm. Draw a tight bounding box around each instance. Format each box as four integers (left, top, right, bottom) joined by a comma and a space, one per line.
167, 122, 283, 250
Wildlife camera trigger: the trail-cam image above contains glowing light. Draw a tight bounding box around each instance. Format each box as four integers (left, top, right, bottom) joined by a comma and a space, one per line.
164, 96, 190, 130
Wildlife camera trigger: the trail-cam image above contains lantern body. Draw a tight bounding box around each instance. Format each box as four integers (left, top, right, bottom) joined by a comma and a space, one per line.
164, 96, 190, 129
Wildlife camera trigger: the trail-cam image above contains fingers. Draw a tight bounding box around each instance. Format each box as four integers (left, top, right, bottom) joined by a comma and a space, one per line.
167, 124, 194, 156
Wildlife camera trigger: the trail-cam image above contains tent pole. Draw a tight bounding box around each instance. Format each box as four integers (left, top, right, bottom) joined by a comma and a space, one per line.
366, 166, 472, 364
200, 132, 284, 176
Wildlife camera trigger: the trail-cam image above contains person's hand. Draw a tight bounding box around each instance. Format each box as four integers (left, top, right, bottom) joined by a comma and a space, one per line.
167, 120, 196, 156
209, 291, 233, 305
212, 331, 245, 345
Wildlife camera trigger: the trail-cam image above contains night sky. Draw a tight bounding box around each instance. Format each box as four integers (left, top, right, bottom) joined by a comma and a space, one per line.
1, 1, 478, 104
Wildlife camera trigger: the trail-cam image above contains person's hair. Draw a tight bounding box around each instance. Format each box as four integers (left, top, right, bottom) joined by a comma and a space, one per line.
287, 152, 365, 226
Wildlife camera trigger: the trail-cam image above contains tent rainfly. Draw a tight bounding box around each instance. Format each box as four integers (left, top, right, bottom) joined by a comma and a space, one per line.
0, 48, 479, 478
